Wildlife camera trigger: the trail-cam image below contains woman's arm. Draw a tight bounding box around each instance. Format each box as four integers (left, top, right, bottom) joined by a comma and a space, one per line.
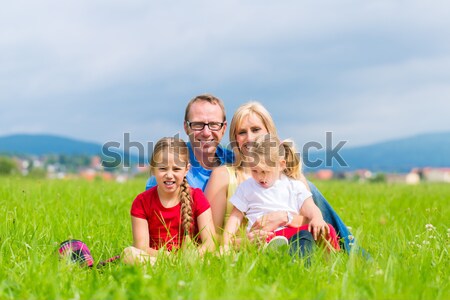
222, 206, 244, 247
204, 166, 230, 232
131, 216, 160, 256
250, 211, 306, 231
300, 197, 329, 240
196, 208, 217, 254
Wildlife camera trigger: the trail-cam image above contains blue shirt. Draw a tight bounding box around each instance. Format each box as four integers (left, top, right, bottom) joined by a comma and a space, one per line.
145, 142, 234, 191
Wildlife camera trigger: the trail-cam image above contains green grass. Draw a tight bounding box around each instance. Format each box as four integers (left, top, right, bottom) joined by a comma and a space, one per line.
0, 177, 449, 299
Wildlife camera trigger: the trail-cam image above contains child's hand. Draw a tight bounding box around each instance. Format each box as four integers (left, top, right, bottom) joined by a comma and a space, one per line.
308, 218, 329, 240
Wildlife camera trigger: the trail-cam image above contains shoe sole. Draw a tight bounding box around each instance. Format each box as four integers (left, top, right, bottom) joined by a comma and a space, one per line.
264, 236, 289, 251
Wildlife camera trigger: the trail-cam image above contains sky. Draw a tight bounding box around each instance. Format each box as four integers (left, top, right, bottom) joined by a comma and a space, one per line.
1, 0, 450, 154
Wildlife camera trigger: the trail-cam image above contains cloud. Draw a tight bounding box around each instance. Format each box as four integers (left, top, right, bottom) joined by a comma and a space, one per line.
1, 0, 450, 148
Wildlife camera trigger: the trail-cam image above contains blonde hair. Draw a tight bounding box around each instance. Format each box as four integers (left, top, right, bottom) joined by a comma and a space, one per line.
251, 134, 302, 180
150, 137, 193, 238
229, 102, 278, 167
184, 94, 226, 122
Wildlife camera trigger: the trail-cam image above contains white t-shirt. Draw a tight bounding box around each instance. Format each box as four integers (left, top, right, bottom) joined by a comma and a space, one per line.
229, 174, 312, 231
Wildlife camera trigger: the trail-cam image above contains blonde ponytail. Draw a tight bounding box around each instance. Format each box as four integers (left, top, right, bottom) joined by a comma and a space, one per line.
281, 139, 302, 180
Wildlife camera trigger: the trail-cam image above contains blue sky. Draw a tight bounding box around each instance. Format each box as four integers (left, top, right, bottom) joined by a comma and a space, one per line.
1, 0, 450, 152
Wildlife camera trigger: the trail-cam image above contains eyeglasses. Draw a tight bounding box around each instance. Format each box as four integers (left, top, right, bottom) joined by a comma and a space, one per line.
186, 121, 224, 131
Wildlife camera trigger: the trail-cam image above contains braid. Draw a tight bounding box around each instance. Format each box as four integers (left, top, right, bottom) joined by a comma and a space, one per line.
179, 177, 193, 238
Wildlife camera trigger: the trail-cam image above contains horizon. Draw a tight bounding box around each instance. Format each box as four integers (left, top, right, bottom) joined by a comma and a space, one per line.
2, 129, 450, 150
2, 131, 450, 173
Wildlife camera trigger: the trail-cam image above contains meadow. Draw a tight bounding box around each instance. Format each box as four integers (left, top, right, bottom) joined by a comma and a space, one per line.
0, 177, 448, 300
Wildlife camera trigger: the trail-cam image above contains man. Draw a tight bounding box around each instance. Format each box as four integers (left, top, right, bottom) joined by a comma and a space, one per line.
146, 94, 234, 191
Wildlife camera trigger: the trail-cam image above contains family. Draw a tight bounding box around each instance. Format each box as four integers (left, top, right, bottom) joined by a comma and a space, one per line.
122, 94, 355, 265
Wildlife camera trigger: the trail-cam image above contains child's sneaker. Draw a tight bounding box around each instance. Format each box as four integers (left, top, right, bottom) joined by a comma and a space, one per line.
264, 235, 289, 251
58, 239, 94, 267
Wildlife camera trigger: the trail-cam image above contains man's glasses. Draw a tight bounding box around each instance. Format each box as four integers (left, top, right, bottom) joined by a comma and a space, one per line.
186, 121, 224, 131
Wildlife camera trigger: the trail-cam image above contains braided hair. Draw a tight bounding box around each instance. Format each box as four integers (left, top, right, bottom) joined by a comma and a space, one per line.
179, 177, 193, 239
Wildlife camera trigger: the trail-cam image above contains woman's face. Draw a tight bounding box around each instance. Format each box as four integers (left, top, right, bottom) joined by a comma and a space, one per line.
235, 113, 269, 155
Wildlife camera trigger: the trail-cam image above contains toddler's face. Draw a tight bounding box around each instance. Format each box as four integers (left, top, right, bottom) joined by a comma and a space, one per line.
250, 163, 282, 188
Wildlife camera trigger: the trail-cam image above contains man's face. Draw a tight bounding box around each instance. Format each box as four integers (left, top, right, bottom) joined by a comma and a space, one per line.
184, 101, 227, 157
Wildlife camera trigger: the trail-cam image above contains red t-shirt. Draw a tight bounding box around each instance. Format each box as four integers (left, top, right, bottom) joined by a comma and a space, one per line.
130, 186, 210, 251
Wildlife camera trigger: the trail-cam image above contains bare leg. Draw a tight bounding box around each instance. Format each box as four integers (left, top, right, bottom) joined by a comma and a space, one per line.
122, 246, 157, 266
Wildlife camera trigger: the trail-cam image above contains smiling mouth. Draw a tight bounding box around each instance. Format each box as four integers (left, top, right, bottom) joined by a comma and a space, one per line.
242, 143, 256, 152
164, 181, 175, 186
196, 139, 215, 148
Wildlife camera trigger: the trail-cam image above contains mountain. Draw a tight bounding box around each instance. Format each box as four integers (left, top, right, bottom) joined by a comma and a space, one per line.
1, 132, 450, 172
0, 134, 142, 165
304, 131, 450, 173
0, 134, 103, 156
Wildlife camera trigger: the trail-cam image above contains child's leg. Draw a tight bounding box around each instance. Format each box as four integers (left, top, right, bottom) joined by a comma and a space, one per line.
325, 224, 341, 251
267, 225, 310, 241
122, 246, 157, 266
288, 230, 315, 267
271, 224, 341, 251
312, 224, 340, 251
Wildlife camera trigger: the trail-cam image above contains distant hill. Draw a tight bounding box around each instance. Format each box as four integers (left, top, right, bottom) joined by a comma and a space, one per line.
0, 134, 103, 156
0, 134, 142, 165
1, 132, 450, 172
304, 131, 450, 173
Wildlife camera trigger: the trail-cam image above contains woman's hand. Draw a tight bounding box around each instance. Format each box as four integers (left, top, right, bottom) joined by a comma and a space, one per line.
308, 217, 329, 241
250, 211, 288, 232
246, 229, 274, 246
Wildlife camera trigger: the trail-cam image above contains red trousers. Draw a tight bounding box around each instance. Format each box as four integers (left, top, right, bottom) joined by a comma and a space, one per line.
267, 224, 341, 251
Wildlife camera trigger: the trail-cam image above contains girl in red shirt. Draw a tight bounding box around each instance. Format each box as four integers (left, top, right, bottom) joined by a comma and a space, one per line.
123, 137, 216, 265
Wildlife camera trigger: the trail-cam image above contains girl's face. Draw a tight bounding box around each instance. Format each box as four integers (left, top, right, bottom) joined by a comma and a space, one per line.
152, 151, 189, 197
250, 159, 286, 188
235, 113, 269, 155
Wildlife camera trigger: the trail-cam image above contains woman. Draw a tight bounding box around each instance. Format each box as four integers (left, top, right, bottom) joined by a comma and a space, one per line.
204, 102, 353, 253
